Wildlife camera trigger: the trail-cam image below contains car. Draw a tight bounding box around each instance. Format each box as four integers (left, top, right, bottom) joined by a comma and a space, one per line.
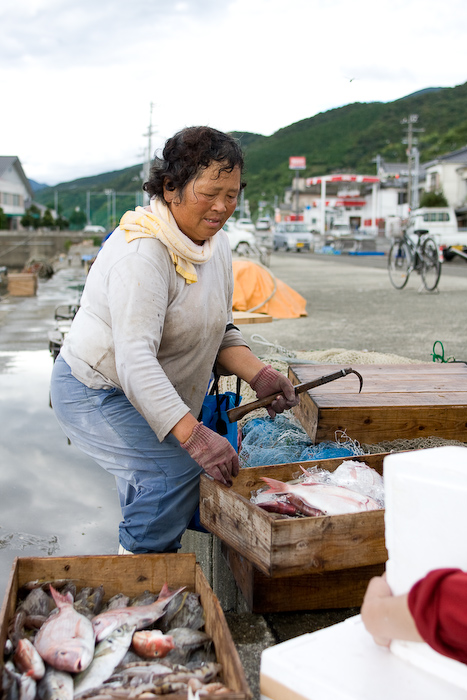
223, 221, 256, 255
83, 224, 106, 234
273, 222, 314, 252
235, 217, 256, 233
255, 217, 272, 231
329, 224, 353, 237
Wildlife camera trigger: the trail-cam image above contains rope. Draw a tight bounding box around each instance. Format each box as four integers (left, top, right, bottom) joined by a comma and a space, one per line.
432, 340, 456, 363
250, 333, 297, 358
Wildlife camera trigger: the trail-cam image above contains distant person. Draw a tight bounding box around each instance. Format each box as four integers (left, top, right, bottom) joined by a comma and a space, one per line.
361, 569, 467, 664
50, 126, 298, 554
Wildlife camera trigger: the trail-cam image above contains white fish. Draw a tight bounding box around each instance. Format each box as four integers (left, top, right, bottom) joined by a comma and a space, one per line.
261, 476, 381, 516
73, 624, 135, 698
37, 666, 74, 700
33, 586, 95, 673
91, 583, 185, 642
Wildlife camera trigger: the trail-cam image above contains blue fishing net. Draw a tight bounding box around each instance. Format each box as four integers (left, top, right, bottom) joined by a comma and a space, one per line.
239, 415, 363, 468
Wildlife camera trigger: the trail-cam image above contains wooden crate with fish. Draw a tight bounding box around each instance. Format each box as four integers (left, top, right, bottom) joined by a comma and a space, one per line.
0, 553, 252, 699
289, 362, 467, 445
200, 453, 388, 613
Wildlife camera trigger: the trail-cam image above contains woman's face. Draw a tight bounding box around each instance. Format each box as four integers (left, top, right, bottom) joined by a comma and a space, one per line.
164, 161, 241, 244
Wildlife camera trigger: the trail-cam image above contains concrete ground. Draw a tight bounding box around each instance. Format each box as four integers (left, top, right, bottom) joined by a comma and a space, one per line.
1, 243, 467, 699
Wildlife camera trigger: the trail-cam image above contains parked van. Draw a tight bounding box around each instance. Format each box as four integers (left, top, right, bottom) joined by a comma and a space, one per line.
405, 207, 466, 259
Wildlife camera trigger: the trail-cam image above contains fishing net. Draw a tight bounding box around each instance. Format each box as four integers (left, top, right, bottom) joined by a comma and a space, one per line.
218, 346, 467, 457
239, 414, 364, 468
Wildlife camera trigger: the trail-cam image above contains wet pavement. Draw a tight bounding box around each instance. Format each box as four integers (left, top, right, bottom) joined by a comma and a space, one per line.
0, 260, 122, 597
1, 247, 467, 699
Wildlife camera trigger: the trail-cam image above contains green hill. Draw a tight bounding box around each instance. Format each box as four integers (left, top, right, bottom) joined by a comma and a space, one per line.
35, 81, 467, 224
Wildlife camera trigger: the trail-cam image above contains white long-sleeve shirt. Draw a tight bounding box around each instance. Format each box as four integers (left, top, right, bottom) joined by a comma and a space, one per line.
61, 225, 247, 441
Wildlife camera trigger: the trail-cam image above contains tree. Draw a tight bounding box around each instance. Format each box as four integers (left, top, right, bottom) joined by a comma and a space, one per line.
21, 204, 42, 229
41, 208, 55, 228
419, 190, 449, 207
69, 208, 87, 230
0, 207, 8, 229
56, 214, 69, 230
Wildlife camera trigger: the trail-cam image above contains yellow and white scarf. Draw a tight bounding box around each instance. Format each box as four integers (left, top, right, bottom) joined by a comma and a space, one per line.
119, 198, 216, 284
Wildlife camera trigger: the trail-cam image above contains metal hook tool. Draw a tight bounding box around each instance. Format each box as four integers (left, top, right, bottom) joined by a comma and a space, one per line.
226, 367, 363, 423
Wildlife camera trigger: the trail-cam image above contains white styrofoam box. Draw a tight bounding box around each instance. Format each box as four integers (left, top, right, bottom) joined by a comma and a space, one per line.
384, 446, 467, 596
260, 615, 466, 700
383, 446, 467, 690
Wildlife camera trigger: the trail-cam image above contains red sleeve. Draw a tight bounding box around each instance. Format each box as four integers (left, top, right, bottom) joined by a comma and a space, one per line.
408, 568, 467, 664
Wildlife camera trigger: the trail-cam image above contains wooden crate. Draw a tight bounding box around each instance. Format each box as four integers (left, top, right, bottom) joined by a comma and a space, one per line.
0, 553, 251, 700
222, 544, 384, 613
200, 453, 388, 579
7, 272, 38, 296
289, 362, 467, 445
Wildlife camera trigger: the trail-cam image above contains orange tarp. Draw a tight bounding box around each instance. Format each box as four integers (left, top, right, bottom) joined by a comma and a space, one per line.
232, 260, 307, 319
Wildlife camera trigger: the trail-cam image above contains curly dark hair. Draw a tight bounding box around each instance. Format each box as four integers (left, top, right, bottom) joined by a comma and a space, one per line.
143, 126, 246, 200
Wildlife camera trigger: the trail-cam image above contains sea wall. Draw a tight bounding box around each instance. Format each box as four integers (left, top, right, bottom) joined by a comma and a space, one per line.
0, 230, 92, 269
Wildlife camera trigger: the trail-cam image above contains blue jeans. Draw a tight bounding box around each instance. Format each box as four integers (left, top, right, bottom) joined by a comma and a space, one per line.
50, 355, 203, 553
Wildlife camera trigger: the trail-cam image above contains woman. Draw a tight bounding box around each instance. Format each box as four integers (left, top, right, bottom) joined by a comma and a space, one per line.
361, 569, 467, 664
50, 126, 298, 554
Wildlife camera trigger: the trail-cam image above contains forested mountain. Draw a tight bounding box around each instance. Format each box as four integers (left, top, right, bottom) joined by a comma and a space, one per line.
35, 81, 467, 227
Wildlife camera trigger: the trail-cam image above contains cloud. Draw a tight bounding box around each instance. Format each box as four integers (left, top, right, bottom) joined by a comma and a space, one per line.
0, 0, 465, 184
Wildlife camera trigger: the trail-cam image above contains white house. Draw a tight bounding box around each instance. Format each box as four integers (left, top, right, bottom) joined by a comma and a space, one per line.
424, 146, 467, 209
0, 156, 33, 229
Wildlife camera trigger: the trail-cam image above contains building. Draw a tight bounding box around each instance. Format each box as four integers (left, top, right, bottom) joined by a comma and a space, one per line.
0, 156, 33, 229
424, 147, 467, 226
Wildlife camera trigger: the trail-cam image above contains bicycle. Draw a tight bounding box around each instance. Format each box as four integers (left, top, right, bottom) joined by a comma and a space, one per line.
388, 228, 442, 292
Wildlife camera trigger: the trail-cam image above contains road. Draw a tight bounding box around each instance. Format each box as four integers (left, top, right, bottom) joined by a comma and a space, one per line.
236, 249, 467, 366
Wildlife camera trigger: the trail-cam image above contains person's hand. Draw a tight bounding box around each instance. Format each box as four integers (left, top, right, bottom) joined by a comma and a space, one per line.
180, 422, 239, 487
250, 364, 299, 418
361, 574, 394, 647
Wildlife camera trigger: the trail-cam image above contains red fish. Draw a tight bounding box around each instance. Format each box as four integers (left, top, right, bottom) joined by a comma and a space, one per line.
92, 583, 186, 642
33, 586, 95, 673
14, 638, 46, 680
257, 501, 299, 516
131, 630, 175, 658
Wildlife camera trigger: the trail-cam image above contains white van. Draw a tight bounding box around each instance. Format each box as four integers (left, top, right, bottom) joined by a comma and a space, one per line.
405, 207, 467, 261
406, 207, 458, 245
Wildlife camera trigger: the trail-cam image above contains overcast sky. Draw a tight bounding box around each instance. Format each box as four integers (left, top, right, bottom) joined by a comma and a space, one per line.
1, 0, 466, 186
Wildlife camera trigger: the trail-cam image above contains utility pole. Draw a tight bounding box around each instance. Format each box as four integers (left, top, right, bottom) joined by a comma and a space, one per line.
142, 102, 156, 202
401, 115, 424, 211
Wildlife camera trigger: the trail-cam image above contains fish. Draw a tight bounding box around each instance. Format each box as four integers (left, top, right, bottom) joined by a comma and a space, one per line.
284, 493, 324, 517
158, 590, 204, 633
14, 638, 46, 680
261, 476, 381, 516
18, 588, 56, 618
18, 672, 37, 700
101, 593, 130, 612
19, 580, 71, 593
73, 624, 136, 699
37, 666, 74, 700
257, 500, 299, 516
164, 628, 213, 666
130, 590, 158, 607
91, 583, 186, 642
131, 630, 175, 659
33, 586, 95, 673
73, 586, 105, 620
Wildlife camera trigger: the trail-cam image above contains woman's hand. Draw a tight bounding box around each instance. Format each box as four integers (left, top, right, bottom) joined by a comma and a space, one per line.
361, 573, 423, 647
361, 574, 395, 647
180, 422, 239, 487
250, 364, 299, 418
